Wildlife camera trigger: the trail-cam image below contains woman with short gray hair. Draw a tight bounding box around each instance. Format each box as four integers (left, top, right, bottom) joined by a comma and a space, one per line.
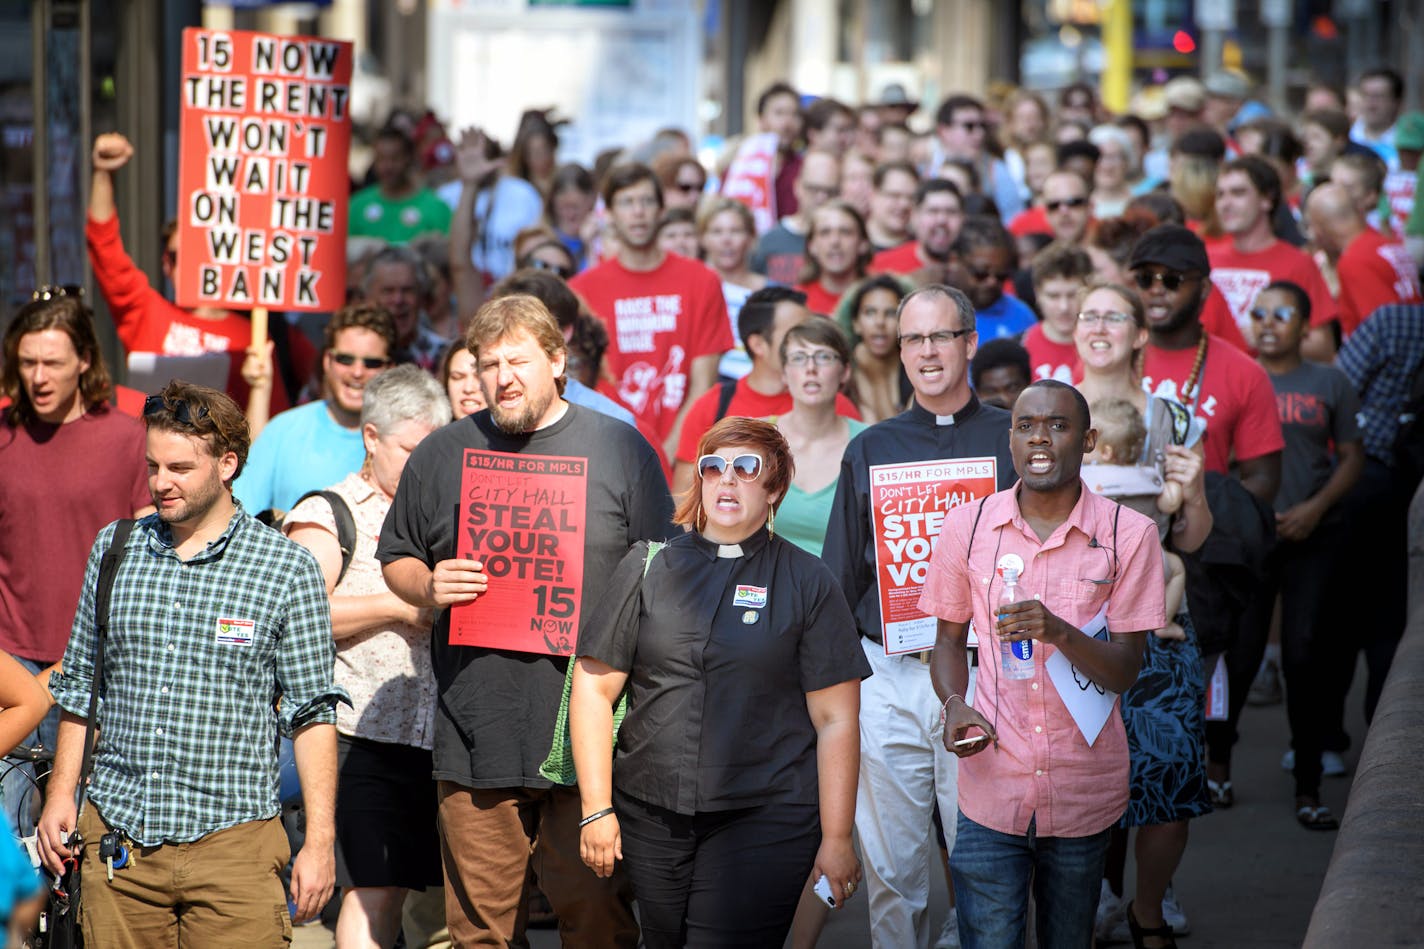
285, 362, 451, 948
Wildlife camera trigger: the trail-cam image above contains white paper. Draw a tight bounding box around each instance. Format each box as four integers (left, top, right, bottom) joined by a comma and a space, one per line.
1204, 654, 1229, 721
1044, 605, 1117, 746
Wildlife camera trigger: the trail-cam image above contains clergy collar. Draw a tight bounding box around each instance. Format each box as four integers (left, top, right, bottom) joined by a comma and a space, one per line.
691, 524, 772, 560
908, 393, 982, 427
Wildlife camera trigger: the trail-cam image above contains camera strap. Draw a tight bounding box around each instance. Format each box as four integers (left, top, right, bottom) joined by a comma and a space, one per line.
74, 519, 135, 821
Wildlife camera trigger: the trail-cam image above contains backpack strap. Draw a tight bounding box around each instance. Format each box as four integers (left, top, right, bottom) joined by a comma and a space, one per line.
713, 380, 738, 422
291, 490, 357, 587
75, 519, 135, 818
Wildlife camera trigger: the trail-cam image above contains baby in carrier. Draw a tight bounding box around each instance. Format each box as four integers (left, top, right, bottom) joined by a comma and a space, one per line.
1083, 398, 1186, 641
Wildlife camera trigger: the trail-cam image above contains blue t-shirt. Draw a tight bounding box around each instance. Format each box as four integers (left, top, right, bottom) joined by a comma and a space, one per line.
233, 400, 366, 513
566, 380, 637, 428
976, 294, 1038, 341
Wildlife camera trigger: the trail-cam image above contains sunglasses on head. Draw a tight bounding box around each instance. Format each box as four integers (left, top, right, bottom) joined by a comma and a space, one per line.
1249, 305, 1299, 324
330, 352, 391, 370
143, 394, 210, 426
697, 453, 764, 482
524, 257, 575, 280
1131, 269, 1193, 292
1045, 196, 1089, 212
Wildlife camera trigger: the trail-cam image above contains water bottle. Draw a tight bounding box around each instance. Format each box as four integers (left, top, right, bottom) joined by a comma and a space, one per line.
998, 566, 1035, 680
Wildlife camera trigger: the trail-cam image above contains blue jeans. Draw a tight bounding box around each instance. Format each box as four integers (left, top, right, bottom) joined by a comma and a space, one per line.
950, 811, 1109, 949
3, 657, 61, 838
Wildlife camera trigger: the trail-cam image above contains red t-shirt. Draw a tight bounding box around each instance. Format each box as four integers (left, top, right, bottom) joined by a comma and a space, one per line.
869, 241, 923, 276
1008, 206, 1051, 237
1021, 324, 1079, 382
1336, 229, 1424, 336
674, 378, 861, 463
569, 252, 733, 441
793, 280, 844, 317
86, 214, 313, 412
1142, 335, 1284, 474
0, 407, 150, 662
1204, 239, 1338, 344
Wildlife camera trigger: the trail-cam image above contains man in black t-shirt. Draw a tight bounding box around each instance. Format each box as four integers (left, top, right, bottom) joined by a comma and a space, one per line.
378, 295, 673, 948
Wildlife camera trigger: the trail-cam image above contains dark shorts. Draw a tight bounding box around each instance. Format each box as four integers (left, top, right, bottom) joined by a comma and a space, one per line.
335, 733, 443, 889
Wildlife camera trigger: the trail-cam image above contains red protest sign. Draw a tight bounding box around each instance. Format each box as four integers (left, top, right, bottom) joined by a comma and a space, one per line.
870, 458, 997, 655
720, 132, 779, 235
175, 28, 352, 312
451, 450, 588, 656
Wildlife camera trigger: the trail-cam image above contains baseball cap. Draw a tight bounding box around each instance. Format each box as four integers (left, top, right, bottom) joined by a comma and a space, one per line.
878, 82, 920, 110
1163, 77, 1206, 113
1204, 71, 1251, 100
1128, 225, 1211, 275
1395, 112, 1424, 151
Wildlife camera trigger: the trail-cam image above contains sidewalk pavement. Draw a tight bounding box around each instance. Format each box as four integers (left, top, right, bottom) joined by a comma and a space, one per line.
296, 659, 1364, 948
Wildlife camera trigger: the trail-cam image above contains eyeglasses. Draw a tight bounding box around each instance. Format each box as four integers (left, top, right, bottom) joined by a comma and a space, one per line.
697, 453, 764, 482
143, 394, 210, 426
32, 284, 82, 302
1248, 305, 1298, 324
612, 194, 659, 210
523, 257, 575, 280
801, 182, 840, 200
1131, 269, 1194, 292
675, 180, 704, 193
1077, 310, 1133, 327
330, 352, 391, 370
784, 351, 842, 368
1045, 196, 1089, 212
898, 328, 974, 348
965, 264, 1014, 283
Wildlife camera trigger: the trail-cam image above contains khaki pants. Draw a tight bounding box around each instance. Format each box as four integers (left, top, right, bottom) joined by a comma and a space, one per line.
436, 781, 637, 949
77, 806, 292, 948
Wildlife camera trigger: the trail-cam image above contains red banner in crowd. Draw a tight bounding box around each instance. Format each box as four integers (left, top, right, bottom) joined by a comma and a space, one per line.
869, 458, 997, 655
174, 28, 352, 312
450, 450, 589, 656
720, 132, 780, 235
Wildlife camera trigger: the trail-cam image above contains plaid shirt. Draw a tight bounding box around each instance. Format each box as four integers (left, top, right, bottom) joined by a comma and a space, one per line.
1336, 304, 1424, 465
51, 507, 346, 846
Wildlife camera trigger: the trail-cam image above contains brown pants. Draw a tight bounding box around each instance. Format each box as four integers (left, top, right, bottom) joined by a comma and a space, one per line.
436, 782, 637, 948
77, 806, 292, 948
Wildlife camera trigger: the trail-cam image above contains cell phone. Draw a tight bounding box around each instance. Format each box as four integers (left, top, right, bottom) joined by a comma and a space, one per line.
813, 874, 836, 908
952, 734, 989, 749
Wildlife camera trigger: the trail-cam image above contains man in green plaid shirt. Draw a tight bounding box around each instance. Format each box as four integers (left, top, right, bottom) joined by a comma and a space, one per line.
39, 381, 348, 948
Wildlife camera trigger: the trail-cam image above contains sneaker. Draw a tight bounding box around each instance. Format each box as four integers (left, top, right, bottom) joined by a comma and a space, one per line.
936, 906, 961, 949
1247, 658, 1283, 706
1095, 880, 1128, 943
1162, 886, 1190, 936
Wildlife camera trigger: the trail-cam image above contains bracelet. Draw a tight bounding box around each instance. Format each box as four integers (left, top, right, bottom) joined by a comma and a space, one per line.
579, 807, 616, 828
939, 693, 963, 724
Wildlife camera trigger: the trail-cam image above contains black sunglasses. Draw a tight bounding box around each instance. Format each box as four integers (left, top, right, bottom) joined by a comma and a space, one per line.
1132, 270, 1194, 292
330, 352, 391, 370
143, 394, 210, 426
966, 264, 1015, 283
1045, 196, 1089, 212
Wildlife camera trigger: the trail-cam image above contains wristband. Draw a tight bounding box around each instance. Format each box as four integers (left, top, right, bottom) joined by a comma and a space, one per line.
579, 807, 616, 828
939, 693, 963, 724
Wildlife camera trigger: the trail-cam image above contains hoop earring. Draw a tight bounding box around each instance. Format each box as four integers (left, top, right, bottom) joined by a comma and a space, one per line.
767, 504, 776, 538
696, 501, 707, 532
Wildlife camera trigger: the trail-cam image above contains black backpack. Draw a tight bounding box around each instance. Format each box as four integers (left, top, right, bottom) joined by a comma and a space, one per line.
256, 490, 357, 586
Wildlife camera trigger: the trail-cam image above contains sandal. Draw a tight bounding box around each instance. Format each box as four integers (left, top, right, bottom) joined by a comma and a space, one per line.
1126, 900, 1178, 949
1207, 778, 1234, 808
1295, 801, 1340, 831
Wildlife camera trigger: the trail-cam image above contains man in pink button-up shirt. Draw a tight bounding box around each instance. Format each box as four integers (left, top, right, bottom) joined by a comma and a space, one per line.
919, 380, 1165, 948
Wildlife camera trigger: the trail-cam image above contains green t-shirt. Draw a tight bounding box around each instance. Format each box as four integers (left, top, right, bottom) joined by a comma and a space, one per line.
348, 185, 452, 244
